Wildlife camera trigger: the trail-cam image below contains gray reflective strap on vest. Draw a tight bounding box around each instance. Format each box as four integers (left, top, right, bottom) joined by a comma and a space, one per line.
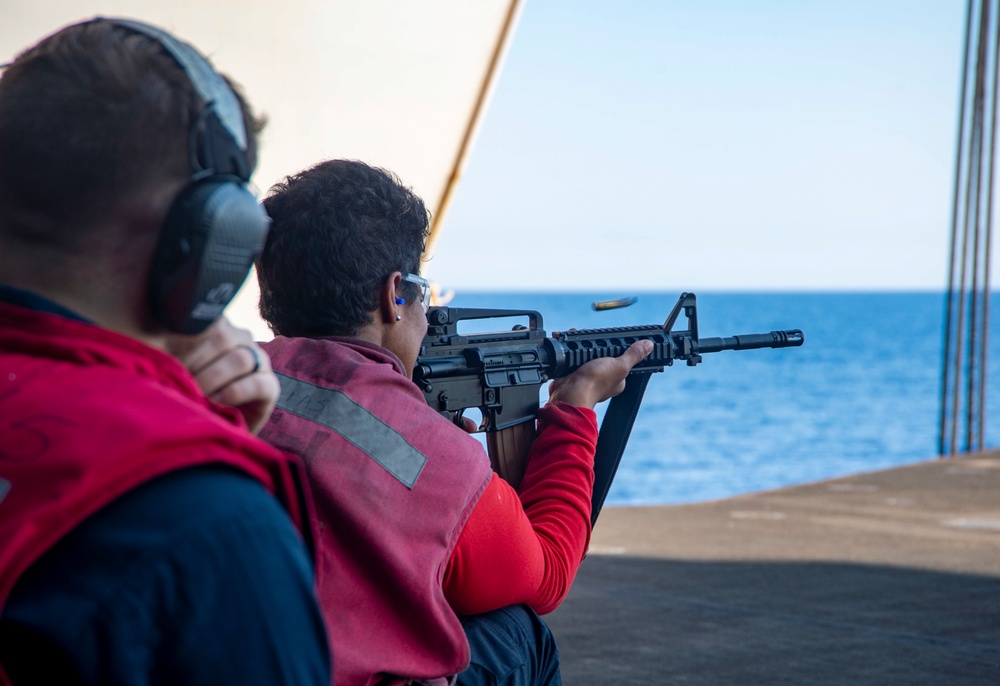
273, 373, 427, 488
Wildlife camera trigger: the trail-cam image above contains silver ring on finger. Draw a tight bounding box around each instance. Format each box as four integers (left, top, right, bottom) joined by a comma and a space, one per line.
237, 344, 262, 374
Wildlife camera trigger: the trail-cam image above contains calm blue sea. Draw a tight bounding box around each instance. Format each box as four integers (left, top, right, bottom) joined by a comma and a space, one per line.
443, 291, 1000, 505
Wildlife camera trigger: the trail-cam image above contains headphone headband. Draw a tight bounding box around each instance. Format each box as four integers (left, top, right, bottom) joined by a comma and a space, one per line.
100, 17, 251, 181
96, 17, 270, 334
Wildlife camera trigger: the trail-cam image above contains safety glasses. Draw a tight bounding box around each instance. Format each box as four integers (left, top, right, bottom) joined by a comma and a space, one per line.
401, 273, 430, 312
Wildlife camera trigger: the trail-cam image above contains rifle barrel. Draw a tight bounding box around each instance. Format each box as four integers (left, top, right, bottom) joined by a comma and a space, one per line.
695, 329, 804, 353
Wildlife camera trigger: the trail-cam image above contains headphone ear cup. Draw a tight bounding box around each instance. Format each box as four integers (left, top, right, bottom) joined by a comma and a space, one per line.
148, 178, 269, 334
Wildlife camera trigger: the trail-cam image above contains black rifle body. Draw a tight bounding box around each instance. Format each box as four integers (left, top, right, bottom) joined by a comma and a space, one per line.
412, 292, 804, 523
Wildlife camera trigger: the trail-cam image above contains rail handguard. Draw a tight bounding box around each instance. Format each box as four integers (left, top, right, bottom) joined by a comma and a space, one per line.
413, 292, 804, 524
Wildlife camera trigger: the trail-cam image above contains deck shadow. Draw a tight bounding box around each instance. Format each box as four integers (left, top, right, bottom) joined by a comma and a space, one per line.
546, 555, 1000, 686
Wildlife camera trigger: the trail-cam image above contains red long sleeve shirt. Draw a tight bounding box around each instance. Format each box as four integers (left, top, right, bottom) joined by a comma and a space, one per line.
442, 402, 597, 615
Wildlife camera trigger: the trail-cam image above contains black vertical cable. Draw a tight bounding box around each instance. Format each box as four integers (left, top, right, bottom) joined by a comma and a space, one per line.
965, 0, 989, 452
942, 0, 976, 456
942, 0, 997, 457
980, 1, 999, 450
951, 0, 989, 454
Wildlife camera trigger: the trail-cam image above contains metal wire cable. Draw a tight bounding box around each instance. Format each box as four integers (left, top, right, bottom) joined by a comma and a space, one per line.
941, 0, 997, 456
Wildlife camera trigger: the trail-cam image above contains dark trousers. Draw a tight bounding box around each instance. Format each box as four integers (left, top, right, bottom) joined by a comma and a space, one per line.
457, 605, 561, 686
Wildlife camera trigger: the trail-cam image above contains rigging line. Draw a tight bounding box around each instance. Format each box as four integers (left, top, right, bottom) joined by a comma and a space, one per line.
965, 0, 990, 452
942, 0, 976, 455
975, 0, 998, 451
950, 15, 981, 455
952, 0, 992, 454
980, 0, 1000, 451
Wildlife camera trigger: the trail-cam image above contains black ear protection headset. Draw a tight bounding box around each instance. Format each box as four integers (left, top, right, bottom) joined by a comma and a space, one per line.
103, 18, 270, 334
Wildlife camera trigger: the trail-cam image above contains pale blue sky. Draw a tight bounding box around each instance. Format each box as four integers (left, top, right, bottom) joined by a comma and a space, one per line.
430, 1, 968, 292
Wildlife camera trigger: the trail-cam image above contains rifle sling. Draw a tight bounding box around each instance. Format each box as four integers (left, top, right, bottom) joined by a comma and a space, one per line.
590, 371, 653, 526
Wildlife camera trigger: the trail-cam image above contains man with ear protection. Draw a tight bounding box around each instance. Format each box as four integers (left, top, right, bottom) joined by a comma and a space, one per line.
0, 18, 330, 685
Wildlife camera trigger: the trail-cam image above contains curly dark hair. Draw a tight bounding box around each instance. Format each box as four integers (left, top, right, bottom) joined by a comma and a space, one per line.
258, 159, 430, 337
0, 19, 264, 240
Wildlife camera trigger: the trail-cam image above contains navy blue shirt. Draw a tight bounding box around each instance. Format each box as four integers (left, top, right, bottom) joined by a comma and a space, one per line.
0, 286, 331, 685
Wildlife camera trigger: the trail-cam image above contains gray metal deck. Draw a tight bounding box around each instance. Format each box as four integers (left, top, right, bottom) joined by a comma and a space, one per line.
546, 451, 1000, 685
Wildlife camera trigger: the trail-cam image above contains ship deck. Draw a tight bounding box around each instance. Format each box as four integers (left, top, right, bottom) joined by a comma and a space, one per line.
546, 450, 1000, 685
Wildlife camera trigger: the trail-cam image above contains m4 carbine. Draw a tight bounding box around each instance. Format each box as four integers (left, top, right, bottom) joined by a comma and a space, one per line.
413, 292, 804, 524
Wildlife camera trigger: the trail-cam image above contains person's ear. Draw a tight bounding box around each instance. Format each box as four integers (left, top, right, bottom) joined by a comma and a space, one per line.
379, 271, 404, 323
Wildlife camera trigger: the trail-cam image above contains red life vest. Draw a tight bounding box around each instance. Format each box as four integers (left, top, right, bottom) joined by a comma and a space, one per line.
0, 302, 316, 619
261, 336, 494, 686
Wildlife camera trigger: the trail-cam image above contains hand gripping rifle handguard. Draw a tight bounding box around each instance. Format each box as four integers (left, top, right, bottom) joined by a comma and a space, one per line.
412, 292, 804, 524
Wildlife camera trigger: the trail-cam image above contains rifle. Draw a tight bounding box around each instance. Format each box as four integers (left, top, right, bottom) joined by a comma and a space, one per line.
413, 292, 804, 524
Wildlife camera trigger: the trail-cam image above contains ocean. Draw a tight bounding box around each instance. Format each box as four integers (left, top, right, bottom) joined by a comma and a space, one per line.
441, 290, 1000, 505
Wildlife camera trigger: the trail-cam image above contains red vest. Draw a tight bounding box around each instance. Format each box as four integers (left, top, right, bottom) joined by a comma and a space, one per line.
0, 303, 316, 616
261, 337, 493, 686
